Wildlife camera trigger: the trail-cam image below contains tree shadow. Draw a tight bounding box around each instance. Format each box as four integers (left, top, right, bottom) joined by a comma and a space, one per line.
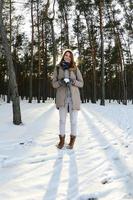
43, 150, 64, 200
66, 150, 80, 200
81, 108, 133, 198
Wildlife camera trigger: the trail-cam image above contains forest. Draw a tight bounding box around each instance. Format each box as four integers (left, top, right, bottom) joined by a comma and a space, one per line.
1, 2, 133, 198
0, 0, 133, 111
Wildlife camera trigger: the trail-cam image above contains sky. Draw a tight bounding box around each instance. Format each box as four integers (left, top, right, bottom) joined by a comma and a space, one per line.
0, 99, 133, 199
14, 0, 59, 40
14, 0, 31, 39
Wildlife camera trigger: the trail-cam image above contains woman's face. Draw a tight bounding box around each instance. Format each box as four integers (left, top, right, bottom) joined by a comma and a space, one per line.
64, 52, 71, 63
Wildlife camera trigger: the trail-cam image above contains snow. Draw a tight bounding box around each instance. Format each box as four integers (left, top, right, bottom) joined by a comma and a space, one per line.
0, 100, 133, 200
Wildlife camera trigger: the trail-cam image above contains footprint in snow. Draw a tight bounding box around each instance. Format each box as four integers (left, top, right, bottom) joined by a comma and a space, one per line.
123, 193, 133, 199
101, 144, 110, 150
112, 142, 118, 146
79, 194, 98, 200
112, 155, 119, 161
101, 177, 112, 184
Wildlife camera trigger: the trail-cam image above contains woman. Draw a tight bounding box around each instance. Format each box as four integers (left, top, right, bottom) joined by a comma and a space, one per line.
52, 49, 84, 149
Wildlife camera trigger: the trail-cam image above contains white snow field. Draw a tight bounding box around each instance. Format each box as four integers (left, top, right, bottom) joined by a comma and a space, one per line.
0, 100, 133, 200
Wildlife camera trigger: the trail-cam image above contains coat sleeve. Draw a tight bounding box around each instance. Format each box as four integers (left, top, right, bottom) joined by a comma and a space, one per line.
74, 67, 84, 88
52, 66, 61, 89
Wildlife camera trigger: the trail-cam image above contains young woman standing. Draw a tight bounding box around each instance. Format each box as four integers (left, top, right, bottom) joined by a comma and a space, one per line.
52, 49, 84, 149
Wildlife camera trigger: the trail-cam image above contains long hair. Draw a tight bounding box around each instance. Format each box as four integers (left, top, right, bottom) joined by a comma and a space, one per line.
59, 49, 76, 69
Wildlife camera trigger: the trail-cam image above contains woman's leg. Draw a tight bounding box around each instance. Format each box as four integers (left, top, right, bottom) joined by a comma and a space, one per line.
66, 110, 78, 149
56, 107, 67, 149
59, 106, 67, 136
70, 110, 78, 136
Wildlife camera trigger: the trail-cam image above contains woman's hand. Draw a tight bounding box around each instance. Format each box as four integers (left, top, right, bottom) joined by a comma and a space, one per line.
58, 78, 66, 86
58, 78, 76, 87
70, 78, 76, 86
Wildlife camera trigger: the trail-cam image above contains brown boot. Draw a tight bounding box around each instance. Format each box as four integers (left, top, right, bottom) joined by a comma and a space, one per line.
67, 135, 76, 149
56, 135, 65, 149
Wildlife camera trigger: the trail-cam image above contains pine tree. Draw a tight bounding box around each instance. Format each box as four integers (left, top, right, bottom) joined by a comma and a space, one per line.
0, 0, 22, 124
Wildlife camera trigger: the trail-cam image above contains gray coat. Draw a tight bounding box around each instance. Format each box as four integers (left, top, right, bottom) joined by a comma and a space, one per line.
52, 65, 84, 110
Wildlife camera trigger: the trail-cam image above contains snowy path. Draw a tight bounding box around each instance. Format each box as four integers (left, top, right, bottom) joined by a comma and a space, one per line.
0, 101, 133, 200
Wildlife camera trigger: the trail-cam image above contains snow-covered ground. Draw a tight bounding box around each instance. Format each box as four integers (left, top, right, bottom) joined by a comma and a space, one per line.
0, 100, 133, 200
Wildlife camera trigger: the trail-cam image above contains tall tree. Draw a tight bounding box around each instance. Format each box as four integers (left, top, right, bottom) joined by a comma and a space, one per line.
29, 0, 34, 103
97, 0, 105, 105
57, 0, 72, 49
110, 1, 127, 104
0, 0, 22, 124
36, 0, 41, 103
7, 0, 13, 103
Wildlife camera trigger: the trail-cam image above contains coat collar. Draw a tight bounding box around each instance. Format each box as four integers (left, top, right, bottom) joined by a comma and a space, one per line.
58, 64, 77, 72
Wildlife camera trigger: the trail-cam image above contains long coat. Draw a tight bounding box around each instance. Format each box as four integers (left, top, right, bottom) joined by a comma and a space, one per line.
52, 64, 84, 110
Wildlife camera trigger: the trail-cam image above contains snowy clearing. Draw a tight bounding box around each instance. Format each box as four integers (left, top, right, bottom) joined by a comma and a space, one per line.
0, 100, 133, 200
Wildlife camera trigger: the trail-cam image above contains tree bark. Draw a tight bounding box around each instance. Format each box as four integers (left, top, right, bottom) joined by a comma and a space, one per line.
110, 4, 127, 104
98, 0, 105, 105
7, 0, 12, 103
29, 0, 34, 103
37, 0, 41, 103
0, 0, 22, 124
84, 10, 97, 103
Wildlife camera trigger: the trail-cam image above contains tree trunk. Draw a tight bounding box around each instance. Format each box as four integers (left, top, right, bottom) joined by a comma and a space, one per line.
98, 0, 105, 105
0, 0, 22, 124
44, 23, 48, 101
41, 18, 46, 103
110, 5, 127, 105
29, 0, 34, 103
50, 19, 56, 69
75, 14, 81, 60
64, 12, 69, 48
37, 0, 41, 103
7, 0, 12, 103
83, 6, 97, 103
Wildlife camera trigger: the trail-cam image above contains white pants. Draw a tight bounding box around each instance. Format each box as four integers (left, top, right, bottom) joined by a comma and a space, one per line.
59, 106, 78, 136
